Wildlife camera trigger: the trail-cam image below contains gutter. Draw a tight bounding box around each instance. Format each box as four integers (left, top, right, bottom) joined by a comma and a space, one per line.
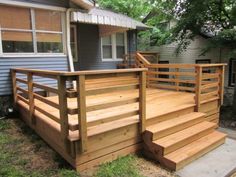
66, 8, 75, 73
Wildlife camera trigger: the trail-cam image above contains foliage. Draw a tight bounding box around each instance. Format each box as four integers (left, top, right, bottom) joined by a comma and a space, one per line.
97, 0, 175, 50
95, 155, 143, 177
0, 119, 81, 177
170, 0, 236, 54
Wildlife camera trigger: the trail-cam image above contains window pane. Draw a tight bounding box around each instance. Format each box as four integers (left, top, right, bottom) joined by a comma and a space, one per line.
35, 9, 62, 31
0, 5, 31, 29
116, 46, 125, 58
233, 61, 236, 72
70, 27, 75, 43
103, 46, 112, 58
232, 73, 236, 84
116, 33, 124, 46
37, 33, 63, 53
2, 31, 33, 53
102, 36, 111, 45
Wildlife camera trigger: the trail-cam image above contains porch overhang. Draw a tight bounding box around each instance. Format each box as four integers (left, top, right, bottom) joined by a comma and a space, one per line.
71, 7, 149, 31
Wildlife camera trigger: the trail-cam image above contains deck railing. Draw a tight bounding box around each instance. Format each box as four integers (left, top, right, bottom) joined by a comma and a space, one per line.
11, 68, 147, 154
136, 52, 226, 110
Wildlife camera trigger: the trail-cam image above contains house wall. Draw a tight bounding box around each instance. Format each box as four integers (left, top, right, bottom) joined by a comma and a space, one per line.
0, 56, 69, 96
74, 23, 137, 70
150, 36, 233, 105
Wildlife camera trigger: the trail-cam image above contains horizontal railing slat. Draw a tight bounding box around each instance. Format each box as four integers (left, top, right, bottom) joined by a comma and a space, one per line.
33, 82, 59, 94
33, 93, 60, 109
17, 95, 29, 104
87, 110, 139, 127
34, 105, 60, 124
86, 83, 139, 96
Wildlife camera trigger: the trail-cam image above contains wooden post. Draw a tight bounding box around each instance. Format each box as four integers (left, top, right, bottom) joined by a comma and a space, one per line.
195, 66, 202, 112
139, 71, 146, 133
77, 75, 88, 153
57, 76, 70, 153
176, 68, 180, 91
217, 66, 225, 106
28, 72, 35, 125
11, 70, 17, 106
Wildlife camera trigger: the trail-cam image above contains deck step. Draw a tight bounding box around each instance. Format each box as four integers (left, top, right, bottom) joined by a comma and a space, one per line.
145, 112, 205, 141
153, 121, 217, 155
162, 131, 227, 171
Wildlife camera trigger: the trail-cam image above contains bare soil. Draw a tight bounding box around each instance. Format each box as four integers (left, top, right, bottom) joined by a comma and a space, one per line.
1, 117, 177, 177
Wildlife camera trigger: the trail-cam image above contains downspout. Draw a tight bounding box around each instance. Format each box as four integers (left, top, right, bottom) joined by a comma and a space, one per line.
66, 8, 75, 73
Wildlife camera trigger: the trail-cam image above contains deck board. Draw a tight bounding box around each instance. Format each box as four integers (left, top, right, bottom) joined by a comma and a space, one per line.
26, 89, 195, 129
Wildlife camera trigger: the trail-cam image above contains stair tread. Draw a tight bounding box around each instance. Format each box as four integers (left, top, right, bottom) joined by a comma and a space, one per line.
164, 131, 227, 163
146, 112, 205, 133
154, 121, 216, 148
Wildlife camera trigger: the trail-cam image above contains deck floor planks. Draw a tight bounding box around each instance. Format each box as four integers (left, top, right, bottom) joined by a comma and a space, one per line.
28, 89, 196, 131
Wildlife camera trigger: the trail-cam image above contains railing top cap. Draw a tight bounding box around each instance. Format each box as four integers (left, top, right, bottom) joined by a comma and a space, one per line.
11, 68, 148, 76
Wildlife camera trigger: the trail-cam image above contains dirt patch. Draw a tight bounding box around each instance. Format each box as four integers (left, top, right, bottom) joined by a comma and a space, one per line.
1, 118, 178, 177
136, 156, 178, 177
220, 106, 236, 131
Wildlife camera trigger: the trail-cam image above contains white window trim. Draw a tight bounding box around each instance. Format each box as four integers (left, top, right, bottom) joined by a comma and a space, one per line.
101, 32, 127, 62
0, 5, 66, 57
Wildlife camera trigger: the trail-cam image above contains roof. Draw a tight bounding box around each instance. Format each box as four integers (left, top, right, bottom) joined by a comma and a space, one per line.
71, 7, 149, 30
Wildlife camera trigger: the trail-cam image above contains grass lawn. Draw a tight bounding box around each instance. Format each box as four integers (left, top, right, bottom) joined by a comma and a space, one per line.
0, 118, 176, 177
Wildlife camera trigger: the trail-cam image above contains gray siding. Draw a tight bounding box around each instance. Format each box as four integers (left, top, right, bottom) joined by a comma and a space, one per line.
0, 56, 69, 96
74, 23, 137, 71
12, 0, 69, 7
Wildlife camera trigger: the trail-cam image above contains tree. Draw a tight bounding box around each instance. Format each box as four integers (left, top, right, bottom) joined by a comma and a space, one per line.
168, 0, 236, 115
97, 0, 174, 50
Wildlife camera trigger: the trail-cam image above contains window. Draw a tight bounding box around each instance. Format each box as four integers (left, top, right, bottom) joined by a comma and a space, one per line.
0, 5, 64, 55
35, 9, 63, 53
196, 59, 211, 73
101, 32, 127, 61
70, 25, 78, 62
196, 59, 211, 64
158, 61, 169, 78
0, 5, 33, 53
229, 59, 236, 87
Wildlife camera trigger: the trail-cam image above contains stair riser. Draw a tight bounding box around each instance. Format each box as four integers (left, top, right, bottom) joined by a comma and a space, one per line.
147, 107, 194, 126
162, 127, 215, 155
162, 136, 226, 171
152, 116, 205, 141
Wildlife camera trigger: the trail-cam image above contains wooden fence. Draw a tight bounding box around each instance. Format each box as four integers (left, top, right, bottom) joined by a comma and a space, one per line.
11, 68, 147, 154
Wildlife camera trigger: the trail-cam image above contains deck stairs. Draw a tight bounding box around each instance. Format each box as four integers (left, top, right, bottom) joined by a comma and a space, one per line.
143, 111, 227, 171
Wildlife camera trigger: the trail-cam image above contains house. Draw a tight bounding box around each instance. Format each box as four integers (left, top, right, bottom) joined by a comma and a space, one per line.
149, 20, 234, 106
0, 0, 148, 116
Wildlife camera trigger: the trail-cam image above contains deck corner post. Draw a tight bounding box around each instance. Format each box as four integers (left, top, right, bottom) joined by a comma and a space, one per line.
139, 70, 147, 133
11, 69, 17, 106
76, 75, 88, 153
217, 66, 225, 106
27, 72, 35, 125
57, 75, 70, 153
195, 66, 202, 112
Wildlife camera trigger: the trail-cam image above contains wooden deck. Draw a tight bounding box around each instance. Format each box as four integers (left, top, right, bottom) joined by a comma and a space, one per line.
18, 88, 195, 139
11, 55, 227, 171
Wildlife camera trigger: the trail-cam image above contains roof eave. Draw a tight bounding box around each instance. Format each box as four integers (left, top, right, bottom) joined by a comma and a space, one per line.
71, 0, 94, 10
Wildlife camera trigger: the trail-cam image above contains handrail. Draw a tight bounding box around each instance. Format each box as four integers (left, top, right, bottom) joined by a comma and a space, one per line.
11, 68, 147, 154
135, 52, 226, 111
12, 68, 147, 76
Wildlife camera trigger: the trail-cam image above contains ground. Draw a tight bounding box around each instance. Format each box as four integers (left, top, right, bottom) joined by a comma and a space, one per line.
0, 117, 177, 177
220, 106, 236, 131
